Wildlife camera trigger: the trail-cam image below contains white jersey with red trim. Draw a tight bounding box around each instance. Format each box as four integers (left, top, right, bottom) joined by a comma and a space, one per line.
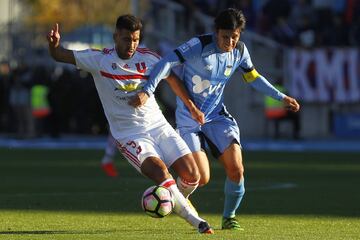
73, 46, 166, 139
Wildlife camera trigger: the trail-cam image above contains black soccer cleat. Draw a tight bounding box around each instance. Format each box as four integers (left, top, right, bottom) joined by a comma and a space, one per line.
198, 221, 214, 234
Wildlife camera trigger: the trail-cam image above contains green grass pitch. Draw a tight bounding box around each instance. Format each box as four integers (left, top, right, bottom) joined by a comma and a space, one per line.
0, 148, 359, 239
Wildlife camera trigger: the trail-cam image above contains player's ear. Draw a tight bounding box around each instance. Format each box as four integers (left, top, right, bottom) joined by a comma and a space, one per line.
113, 32, 117, 41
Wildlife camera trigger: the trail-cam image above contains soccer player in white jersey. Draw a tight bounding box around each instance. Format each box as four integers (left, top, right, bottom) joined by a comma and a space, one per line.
130, 9, 300, 230
46, 14, 213, 234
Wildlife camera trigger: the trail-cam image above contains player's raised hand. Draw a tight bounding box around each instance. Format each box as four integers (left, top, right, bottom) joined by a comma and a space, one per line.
283, 96, 300, 112
47, 23, 61, 49
128, 91, 149, 107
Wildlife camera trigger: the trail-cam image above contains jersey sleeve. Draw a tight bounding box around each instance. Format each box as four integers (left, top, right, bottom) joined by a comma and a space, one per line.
73, 49, 101, 73
174, 37, 202, 63
237, 44, 260, 83
142, 38, 202, 96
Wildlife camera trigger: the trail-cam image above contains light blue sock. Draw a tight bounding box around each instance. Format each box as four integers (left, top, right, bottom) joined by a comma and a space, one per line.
223, 177, 245, 218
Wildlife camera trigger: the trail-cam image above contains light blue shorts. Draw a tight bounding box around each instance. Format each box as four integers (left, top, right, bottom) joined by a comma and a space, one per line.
177, 114, 241, 158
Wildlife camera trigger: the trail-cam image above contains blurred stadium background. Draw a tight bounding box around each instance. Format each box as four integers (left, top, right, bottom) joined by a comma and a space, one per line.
0, 0, 359, 143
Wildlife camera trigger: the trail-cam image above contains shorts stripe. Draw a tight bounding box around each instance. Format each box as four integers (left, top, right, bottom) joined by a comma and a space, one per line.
122, 151, 141, 168
115, 140, 141, 168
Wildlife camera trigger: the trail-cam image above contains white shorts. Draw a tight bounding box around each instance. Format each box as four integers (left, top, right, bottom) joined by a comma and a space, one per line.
115, 122, 191, 173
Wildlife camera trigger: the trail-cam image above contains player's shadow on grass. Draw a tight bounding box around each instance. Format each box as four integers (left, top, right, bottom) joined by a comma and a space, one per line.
0, 230, 116, 235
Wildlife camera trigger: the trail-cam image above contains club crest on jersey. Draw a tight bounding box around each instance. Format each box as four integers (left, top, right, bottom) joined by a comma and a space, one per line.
112, 63, 117, 70
179, 43, 190, 53
224, 65, 232, 76
135, 62, 147, 73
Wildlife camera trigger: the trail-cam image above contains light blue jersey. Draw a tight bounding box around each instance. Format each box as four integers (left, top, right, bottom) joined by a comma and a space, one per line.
143, 31, 286, 221
143, 33, 285, 130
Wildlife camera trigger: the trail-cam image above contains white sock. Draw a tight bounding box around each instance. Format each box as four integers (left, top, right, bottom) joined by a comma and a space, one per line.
176, 177, 199, 198
160, 179, 205, 229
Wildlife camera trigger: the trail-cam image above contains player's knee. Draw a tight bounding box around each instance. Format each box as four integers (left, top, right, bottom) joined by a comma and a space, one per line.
182, 168, 200, 185
199, 172, 210, 186
174, 155, 200, 183
141, 158, 172, 184
227, 166, 244, 183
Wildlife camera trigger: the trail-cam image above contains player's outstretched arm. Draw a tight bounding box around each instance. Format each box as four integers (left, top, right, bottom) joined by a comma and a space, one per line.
166, 72, 205, 125
283, 96, 300, 112
47, 23, 75, 65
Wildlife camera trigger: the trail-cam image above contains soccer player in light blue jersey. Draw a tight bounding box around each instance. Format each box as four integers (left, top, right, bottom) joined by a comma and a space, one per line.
130, 8, 300, 230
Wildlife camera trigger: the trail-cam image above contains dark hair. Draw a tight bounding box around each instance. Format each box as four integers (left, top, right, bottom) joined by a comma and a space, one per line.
115, 14, 143, 32
214, 8, 246, 31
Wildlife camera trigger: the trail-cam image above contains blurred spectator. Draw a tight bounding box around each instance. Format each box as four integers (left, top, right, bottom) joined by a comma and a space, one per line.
31, 66, 51, 137
264, 83, 301, 139
348, 0, 360, 45
9, 63, 35, 139
0, 62, 11, 133
289, 0, 315, 47
271, 17, 296, 46
1, 63, 108, 137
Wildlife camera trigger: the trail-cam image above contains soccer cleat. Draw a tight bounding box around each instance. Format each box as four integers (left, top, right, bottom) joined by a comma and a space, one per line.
221, 217, 244, 230
186, 199, 198, 216
198, 221, 214, 234
101, 162, 118, 177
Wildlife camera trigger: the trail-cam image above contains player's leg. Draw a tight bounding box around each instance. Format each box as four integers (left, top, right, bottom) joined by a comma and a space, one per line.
157, 125, 204, 219
190, 150, 210, 187
202, 115, 245, 230
118, 133, 213, 234
142, 159, 212, 233
177, 130, 211, 188
171, 153, 200, 198
219, 143, 245, 230
159, 127, 201, 198
101, 134, 118, 177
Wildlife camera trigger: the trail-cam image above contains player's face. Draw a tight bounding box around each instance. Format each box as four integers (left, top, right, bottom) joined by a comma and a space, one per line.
216, 28, 241, 52
113, 29, 140, 59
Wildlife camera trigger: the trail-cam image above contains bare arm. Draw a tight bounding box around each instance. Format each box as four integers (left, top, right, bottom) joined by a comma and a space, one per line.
165, 72, 205, 125
46, 23, 75, 65
128, 72, 205, 125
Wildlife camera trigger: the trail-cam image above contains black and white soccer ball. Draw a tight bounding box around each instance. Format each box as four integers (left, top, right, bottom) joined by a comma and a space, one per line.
141, 185, 175, 218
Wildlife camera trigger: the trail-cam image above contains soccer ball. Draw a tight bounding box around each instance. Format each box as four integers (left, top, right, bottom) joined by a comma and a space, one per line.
141, 185, 175, 218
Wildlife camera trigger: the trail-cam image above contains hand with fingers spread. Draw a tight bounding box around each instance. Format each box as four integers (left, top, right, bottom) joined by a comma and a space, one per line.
283, 96, 300, 112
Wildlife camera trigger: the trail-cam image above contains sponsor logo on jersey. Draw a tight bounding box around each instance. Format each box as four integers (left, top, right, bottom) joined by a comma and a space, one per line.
192, 75, 222, 97
224, 65, 232, 76
114, 83, 141, 92
205, 65, 213, 71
